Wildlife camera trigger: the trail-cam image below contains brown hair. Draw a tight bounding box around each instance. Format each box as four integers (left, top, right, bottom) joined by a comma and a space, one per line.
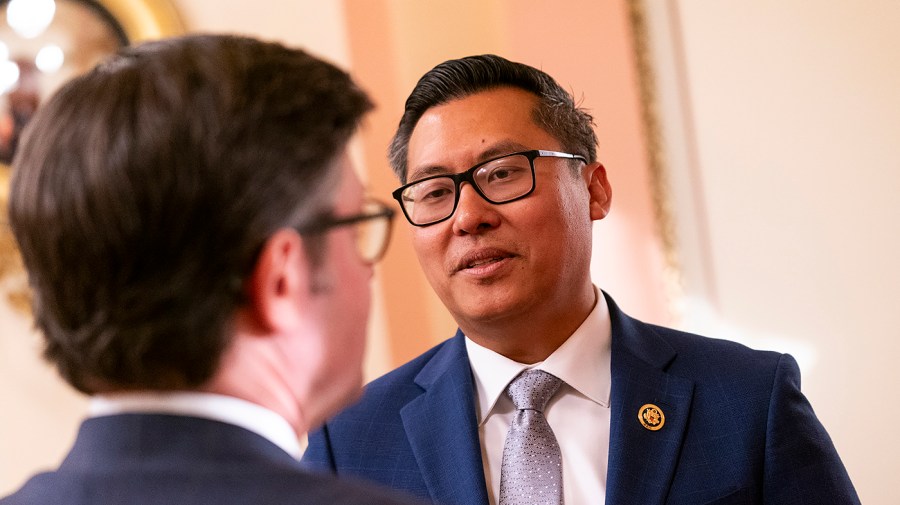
388, 54, 598, 183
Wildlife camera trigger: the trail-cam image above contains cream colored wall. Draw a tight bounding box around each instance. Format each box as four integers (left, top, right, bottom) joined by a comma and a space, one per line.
174, 0, 350, 65
645, 1, 899, 502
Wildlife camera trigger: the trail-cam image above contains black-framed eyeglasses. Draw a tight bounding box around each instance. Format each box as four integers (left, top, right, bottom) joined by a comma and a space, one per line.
392, 150, 586, 227
297, 198, 395, 264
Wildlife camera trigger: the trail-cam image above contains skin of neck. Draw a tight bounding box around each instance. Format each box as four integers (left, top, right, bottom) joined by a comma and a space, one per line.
457, 281, 598, 364
200, 310, 314, 439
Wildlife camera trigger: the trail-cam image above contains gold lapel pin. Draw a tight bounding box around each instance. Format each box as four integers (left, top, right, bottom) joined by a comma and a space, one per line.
638, 403, 665, 431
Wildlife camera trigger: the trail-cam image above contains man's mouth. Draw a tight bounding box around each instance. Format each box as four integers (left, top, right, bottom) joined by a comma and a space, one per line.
454, 248, 516, 273
467, 257, 505, 268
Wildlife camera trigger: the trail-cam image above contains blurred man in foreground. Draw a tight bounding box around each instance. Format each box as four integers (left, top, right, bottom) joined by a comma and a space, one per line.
1, 34, 422, 505
304, 54, 859, 504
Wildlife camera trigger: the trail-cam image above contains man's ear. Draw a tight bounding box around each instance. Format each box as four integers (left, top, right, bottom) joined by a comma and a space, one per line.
242, 229, 311, 333
584, 162, 612, 221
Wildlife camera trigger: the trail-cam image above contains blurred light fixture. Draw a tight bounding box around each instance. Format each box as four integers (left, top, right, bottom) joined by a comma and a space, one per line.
0, 60, 19, 94
6, 0, 57, 39
35, 44, 64, 73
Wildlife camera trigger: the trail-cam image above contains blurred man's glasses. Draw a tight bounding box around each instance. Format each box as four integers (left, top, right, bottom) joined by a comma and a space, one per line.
298, 199, 395, 264
392, 150, 586, 227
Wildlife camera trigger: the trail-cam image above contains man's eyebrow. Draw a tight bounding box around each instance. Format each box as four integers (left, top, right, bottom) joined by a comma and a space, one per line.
408, 164, 452, 181
477, 141, 531, 161
407, 140, 533, 182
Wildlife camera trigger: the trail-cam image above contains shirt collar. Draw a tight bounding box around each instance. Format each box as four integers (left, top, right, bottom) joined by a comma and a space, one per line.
465, 287, 612, 425
88, 391, 302, 459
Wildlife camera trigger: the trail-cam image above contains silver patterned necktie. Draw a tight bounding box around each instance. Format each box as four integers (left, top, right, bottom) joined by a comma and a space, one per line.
498, 369, 564, 505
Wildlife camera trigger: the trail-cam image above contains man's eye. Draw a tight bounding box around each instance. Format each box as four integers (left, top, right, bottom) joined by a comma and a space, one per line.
421, 187, 452, 200
486, 165, 527, 183
490, 168, 512, 180
410, 180, 454, 203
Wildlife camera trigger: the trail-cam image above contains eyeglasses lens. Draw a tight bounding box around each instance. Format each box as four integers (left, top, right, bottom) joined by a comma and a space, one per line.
354, 202, 393, 264
400, 153, 534, 225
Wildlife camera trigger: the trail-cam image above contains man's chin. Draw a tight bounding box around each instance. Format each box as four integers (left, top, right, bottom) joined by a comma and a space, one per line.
450, 298, 529, 329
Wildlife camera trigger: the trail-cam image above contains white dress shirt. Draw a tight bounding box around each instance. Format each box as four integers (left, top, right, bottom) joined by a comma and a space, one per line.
465, 288, 611, 505
89, 391, 302, 458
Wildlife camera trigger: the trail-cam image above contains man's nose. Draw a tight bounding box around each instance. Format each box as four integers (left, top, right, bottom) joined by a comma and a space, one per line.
451, 183, 501, 235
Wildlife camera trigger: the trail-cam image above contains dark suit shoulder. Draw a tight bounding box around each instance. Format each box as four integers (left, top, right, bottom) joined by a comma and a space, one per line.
640, 320, 784, 381
0, 452, 425, 505
607, 293, 783, 385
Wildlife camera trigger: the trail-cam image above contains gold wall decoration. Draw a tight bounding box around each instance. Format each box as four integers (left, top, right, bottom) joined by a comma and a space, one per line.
99, 0, 184, 43
626, 0, 685, 322
0, 0, 183, 313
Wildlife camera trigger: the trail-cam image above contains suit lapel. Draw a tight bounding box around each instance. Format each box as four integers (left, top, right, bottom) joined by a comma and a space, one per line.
400, 333, 490, 505
604, 294, 694, 505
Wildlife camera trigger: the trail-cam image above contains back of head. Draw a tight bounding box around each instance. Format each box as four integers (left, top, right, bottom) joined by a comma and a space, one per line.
8, 34, 372, 394
388, 54, 598, 183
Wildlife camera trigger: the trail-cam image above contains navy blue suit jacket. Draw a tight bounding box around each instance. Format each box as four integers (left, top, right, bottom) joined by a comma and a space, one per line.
304, 294, 859, 504
1, 413, 424, 505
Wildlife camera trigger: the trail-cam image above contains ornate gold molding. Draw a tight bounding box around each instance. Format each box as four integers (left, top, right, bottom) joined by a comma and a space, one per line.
626, 0, 684, 322
0, 167, 27, 312
99, 0, 184, 42
0, 0, 184, 312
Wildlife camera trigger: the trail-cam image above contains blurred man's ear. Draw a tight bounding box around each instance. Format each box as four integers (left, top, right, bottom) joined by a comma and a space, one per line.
242, 229, 311, 333
585, 162, 612, 221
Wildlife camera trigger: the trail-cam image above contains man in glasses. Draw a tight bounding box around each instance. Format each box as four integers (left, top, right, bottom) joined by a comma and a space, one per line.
304, 55, 859, 504
1, 35, 422, 505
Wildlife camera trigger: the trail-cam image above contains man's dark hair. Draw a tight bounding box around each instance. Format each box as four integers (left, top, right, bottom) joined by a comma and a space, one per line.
388, 54, 598, 183
8, 34, 372, 394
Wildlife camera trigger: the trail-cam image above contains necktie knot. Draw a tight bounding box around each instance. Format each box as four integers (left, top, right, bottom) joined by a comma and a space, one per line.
506, 369, 562, 412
